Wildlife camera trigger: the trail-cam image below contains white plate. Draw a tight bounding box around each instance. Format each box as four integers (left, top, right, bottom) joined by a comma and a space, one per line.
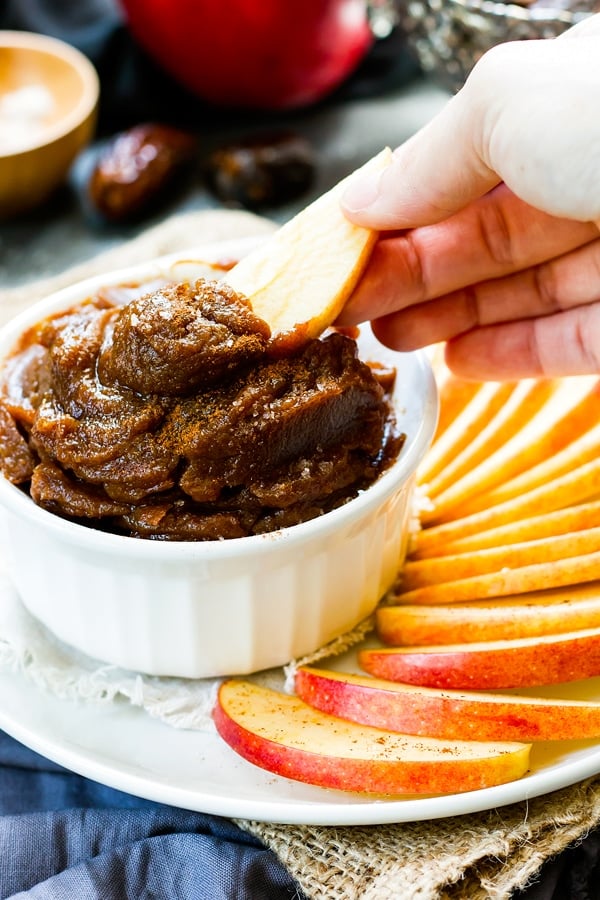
2, 633, 600, 825
1, 237, 599, 824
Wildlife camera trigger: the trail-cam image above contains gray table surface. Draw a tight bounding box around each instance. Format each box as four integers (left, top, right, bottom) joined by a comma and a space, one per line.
0, 77, 450, 289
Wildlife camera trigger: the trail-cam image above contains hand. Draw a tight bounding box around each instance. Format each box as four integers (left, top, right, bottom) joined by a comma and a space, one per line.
339, 15, 600, 379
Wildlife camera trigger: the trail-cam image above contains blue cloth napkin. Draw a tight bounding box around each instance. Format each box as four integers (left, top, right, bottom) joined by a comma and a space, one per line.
0, 730, 303, 900
3, 723, 600, 900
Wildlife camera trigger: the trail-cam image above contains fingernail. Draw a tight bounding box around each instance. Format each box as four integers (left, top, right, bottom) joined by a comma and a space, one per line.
342, 169, 383, 213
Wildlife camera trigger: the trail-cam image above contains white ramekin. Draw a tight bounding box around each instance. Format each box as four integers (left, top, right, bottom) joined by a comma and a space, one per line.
0, 244, 438, 678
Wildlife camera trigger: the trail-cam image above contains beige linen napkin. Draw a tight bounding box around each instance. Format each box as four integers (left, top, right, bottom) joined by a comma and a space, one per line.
2, 208, 600, 900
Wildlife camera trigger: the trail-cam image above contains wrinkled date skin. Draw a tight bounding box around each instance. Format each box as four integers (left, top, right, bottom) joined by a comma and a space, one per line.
88, 123, 197, 221
205, 131, 316, 210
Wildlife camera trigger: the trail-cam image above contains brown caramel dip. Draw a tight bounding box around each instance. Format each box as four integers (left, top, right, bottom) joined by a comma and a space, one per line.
0, 279, 404, 540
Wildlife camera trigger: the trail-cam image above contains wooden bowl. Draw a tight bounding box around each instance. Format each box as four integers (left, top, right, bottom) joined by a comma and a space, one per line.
0, 31, 99, 217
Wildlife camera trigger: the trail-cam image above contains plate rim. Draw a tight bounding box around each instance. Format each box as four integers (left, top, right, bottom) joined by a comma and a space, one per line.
2, 659, 600, 826
1, 238, 599, 824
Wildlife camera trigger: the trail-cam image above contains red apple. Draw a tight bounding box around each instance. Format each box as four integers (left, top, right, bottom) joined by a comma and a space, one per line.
295, 666, 600, 742
119, 0, 374, 110
213, 679, 531, 794
359, 626, 600, 690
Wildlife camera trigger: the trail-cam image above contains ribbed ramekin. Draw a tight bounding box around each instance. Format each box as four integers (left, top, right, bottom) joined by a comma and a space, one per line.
0, 245, 437, 677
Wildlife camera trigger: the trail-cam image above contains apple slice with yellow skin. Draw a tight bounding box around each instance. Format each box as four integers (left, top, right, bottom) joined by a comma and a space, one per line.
400, 528, 600, 591
425, 347, 482, 446
359, 626, 600, 690
376, 584, 600, 646
416, 381, 516, 488
224, 148, 391, 353
410, 499, 600, 560
213, 679, 531, 795
421, 375, 599, 526
295, 666, 600, 742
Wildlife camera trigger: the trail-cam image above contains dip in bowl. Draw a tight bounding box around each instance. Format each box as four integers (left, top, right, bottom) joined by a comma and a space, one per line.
0, 246, 437, 678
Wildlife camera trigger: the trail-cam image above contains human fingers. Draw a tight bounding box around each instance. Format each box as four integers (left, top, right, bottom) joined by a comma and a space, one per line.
443, 304, 600, 379
336, 186, 599, 326
367, 236, 600, 350
342, 31, 600, 228
340, 90, 498, 229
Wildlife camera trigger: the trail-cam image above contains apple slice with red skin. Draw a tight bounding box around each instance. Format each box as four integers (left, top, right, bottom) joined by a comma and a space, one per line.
213, 679, 531, 795
359, 626, 600, 690
295, 666, 600, 742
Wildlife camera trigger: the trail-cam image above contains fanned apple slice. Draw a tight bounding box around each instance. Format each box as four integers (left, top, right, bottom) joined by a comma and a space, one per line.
410, 499, 600, 560
426, 346, 482, 445
423, 378, 557, 498
223, 148, 392, 352
393, 548, 600, 606
402, 528, 600, 591
295, 666, 600, 742
411, 455, 600, 557
416, 381, 516, 487
376, 583, 600, 645
359, 626, 600, 690
423, 375, 600, 525
213, 679, 530, 795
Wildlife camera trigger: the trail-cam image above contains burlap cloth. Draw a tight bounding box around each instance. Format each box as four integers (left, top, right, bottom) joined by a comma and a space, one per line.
3, 208, 600, 900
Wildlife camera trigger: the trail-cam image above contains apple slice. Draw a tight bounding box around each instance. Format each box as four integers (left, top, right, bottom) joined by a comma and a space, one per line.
295, 666, 600, 742
410, 499, 600, 560
376, 584, 600, 645
416, 381, 516, 488
394, 549, 600, 606
359, 626, 600, 690
224, 148, 391, 352
464, 419, 600, 516
423, 378, 557, 498
400, 527, 600, 591
422, 375, 599, 526
411, 456, 600, 557
426, 347, 482, 445
213, 679, 530, 795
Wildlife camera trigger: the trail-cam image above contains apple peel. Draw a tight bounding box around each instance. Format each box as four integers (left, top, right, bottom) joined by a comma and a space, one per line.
421, 376, 600, 526
400, 527, 600, 591
295, 666, 600, 742
412, 456, 600, 557
393, 548, 600, 606
359, 625, 600, 689
213, 679, 530, 795
410, 500, 600, 560
224, 148, 392, 352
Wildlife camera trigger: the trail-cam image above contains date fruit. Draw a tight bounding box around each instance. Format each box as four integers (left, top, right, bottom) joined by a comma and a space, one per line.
205, 132, 316, 210
88, 123, 197, 221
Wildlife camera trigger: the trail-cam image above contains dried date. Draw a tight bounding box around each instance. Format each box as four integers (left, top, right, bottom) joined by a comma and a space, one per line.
204, 131, 315, 210
88, 123, 197, 222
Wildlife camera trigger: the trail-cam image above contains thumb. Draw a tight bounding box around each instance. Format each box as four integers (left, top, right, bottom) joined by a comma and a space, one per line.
343, 30, 600, 229
341, 89, 500, 229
